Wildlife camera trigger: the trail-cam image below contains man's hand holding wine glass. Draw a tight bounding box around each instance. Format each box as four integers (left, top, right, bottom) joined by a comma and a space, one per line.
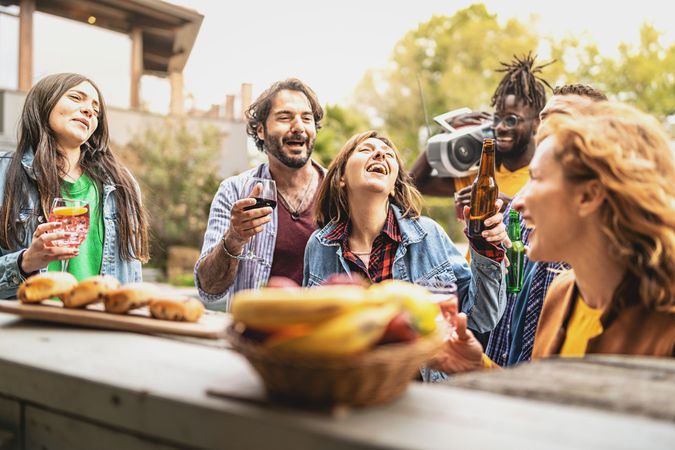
223, 178, 277, 265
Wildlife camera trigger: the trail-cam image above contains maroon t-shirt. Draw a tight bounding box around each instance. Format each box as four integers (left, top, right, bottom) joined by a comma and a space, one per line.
268, 180, 322, 285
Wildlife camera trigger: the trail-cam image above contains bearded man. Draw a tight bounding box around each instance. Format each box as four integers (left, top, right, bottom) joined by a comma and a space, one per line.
195, 79, 325, 310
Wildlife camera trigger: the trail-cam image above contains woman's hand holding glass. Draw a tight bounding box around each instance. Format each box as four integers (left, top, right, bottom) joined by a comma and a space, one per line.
20, 197, 89, 275
47, 198, 90, 271
429, 312, 485, 374
20, 222, 80, 273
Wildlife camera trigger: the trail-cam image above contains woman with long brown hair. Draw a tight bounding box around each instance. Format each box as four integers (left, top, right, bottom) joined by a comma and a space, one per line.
303, 130, 509, 336
431, 101, 675, 372
0, 73, 149, 298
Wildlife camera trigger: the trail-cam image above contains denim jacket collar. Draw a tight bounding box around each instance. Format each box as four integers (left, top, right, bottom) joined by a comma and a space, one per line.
315, 205, 427, 248
22, 147, 117, 195
21, 148, 37, 181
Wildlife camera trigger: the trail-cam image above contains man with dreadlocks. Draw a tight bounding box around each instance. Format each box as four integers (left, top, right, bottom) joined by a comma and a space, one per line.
411, 53, 552, 212
410, 54, 551, 347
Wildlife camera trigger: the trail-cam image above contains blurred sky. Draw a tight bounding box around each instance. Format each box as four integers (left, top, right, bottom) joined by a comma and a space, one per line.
0, 0, 672, 113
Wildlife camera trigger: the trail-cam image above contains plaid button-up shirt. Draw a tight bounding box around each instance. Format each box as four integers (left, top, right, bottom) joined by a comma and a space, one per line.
324, 207, 401, 283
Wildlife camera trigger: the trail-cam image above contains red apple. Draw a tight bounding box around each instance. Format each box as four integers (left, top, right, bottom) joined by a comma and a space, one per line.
322, 272, 369, 287
378, 311, 419, 344
266, 276, 299, 288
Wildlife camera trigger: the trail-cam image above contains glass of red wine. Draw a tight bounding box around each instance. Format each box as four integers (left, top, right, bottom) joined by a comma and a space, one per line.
238, 177, 276, 266
49, 198, 90, 272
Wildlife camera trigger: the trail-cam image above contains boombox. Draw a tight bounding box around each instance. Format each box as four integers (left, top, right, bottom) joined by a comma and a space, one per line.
425, 108, 494, 178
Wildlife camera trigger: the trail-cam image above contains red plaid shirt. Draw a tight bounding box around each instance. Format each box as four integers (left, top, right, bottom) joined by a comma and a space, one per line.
324, 207, 401, 283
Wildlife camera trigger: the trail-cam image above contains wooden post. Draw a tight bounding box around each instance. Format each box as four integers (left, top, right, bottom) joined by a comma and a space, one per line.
130, 28, 143, 110
224, 95, 235, 121
240, 83, 252, 120
169, 71, 184, 116
18, 0, 35, 92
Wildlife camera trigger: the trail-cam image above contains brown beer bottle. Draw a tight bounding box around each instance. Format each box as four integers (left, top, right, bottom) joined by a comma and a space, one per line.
468, 138, 498, 238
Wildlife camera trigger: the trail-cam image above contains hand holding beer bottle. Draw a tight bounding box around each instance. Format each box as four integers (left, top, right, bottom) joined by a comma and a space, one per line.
464, 139, 511, 251
468, 139, 498, 238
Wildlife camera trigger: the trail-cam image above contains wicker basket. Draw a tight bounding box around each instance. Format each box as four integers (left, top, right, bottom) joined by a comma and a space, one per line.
226, 324, 443, 407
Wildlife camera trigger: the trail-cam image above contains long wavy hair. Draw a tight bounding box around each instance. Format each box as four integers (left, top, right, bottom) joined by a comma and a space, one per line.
537, 101, 675, 312
315, 131, 423, 228
0, 73, 149, 262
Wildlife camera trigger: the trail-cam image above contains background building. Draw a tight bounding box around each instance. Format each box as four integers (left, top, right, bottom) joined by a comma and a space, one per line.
0, 0, 250, 178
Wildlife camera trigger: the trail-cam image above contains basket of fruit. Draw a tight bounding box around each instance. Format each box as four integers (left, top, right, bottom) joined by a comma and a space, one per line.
226, 277, 445, 407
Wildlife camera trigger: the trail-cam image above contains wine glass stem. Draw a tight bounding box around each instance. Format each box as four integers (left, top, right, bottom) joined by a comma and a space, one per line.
61, 259, 69, 272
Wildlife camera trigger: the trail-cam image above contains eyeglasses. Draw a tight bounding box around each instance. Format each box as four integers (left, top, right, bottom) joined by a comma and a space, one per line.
492, 114, 533, 129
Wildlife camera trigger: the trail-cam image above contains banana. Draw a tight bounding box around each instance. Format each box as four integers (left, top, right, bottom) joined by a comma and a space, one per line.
368, 280, 438, 335
231, 285, 375, 330
18, 272, 78, 303
270, 304, 400, 356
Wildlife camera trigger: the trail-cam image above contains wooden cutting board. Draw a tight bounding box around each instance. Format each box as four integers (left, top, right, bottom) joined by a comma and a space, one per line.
0, 299, 230, 339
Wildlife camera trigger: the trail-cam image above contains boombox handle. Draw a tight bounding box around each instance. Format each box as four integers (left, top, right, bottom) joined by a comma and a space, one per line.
433, 108, 472, 133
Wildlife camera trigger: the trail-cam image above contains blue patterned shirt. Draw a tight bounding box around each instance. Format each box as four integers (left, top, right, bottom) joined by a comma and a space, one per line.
195, 162, 323, 311
485, 202, 569, 366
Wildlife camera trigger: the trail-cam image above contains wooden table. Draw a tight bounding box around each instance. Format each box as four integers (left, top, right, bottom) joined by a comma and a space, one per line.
0, 312, 673, 450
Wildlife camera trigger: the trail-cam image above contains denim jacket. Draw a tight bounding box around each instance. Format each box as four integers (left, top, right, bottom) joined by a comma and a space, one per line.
0, 150, 142, 299
303, 205, 506, 333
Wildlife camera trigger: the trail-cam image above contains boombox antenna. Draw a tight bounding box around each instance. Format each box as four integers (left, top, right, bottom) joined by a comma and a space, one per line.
416, 75, 431, 139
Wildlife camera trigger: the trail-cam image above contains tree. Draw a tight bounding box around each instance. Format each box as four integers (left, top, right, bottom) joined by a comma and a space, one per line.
116, 121, 222, 272
353, 4, 543, 166
542, 23, 675, 123
313, 104, 372, 166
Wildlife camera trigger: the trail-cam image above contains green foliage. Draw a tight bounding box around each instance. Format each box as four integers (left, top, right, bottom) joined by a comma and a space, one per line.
313, 104, 372, 166
353, 4, 675, 170
422, 196, 467, 244
353, 4, 542, 166
117, 121, 222, 271
168, 272, 196, 287
551, 24, 675, 119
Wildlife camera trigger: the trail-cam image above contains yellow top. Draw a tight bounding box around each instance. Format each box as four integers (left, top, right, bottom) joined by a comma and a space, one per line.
495, 164, 530, 197
560, 296, 604, 357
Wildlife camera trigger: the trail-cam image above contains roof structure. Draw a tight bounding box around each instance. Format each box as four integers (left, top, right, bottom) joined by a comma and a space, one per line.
0, 0, 203, 76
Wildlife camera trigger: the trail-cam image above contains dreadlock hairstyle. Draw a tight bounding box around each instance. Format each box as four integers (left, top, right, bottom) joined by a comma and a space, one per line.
553, 84, 608, 102
491, 52, 553, 114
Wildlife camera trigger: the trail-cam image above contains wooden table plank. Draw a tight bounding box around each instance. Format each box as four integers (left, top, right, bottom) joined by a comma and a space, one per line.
0, 299, 229, 339
1, 313, 673, 450
445, 355, 675, 421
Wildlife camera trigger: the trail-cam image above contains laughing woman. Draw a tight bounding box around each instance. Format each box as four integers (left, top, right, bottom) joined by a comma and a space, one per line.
0, 73, 149, 298
431, 101, 675, 373
303, 130, 508, 335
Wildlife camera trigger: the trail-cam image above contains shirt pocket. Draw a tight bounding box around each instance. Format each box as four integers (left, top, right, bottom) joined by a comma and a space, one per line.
306, 272, 325, 287
415, 261, 458, 288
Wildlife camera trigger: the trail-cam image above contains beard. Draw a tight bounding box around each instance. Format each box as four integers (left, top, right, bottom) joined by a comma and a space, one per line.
263, 131, 315, 169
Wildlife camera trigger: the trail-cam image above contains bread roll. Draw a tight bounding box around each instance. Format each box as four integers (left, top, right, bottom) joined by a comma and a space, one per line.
18, 272, 78, 303
104, 282, 160, 314
149, 295, 204, 322
62, 275, 120, 308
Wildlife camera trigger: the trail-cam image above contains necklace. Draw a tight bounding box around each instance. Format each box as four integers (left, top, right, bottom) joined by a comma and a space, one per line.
277, 169, 315, 221
351, 250, 371, 256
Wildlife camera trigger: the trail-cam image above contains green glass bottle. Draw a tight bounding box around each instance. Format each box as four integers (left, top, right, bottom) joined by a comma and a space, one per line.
506, 209, 525, 293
